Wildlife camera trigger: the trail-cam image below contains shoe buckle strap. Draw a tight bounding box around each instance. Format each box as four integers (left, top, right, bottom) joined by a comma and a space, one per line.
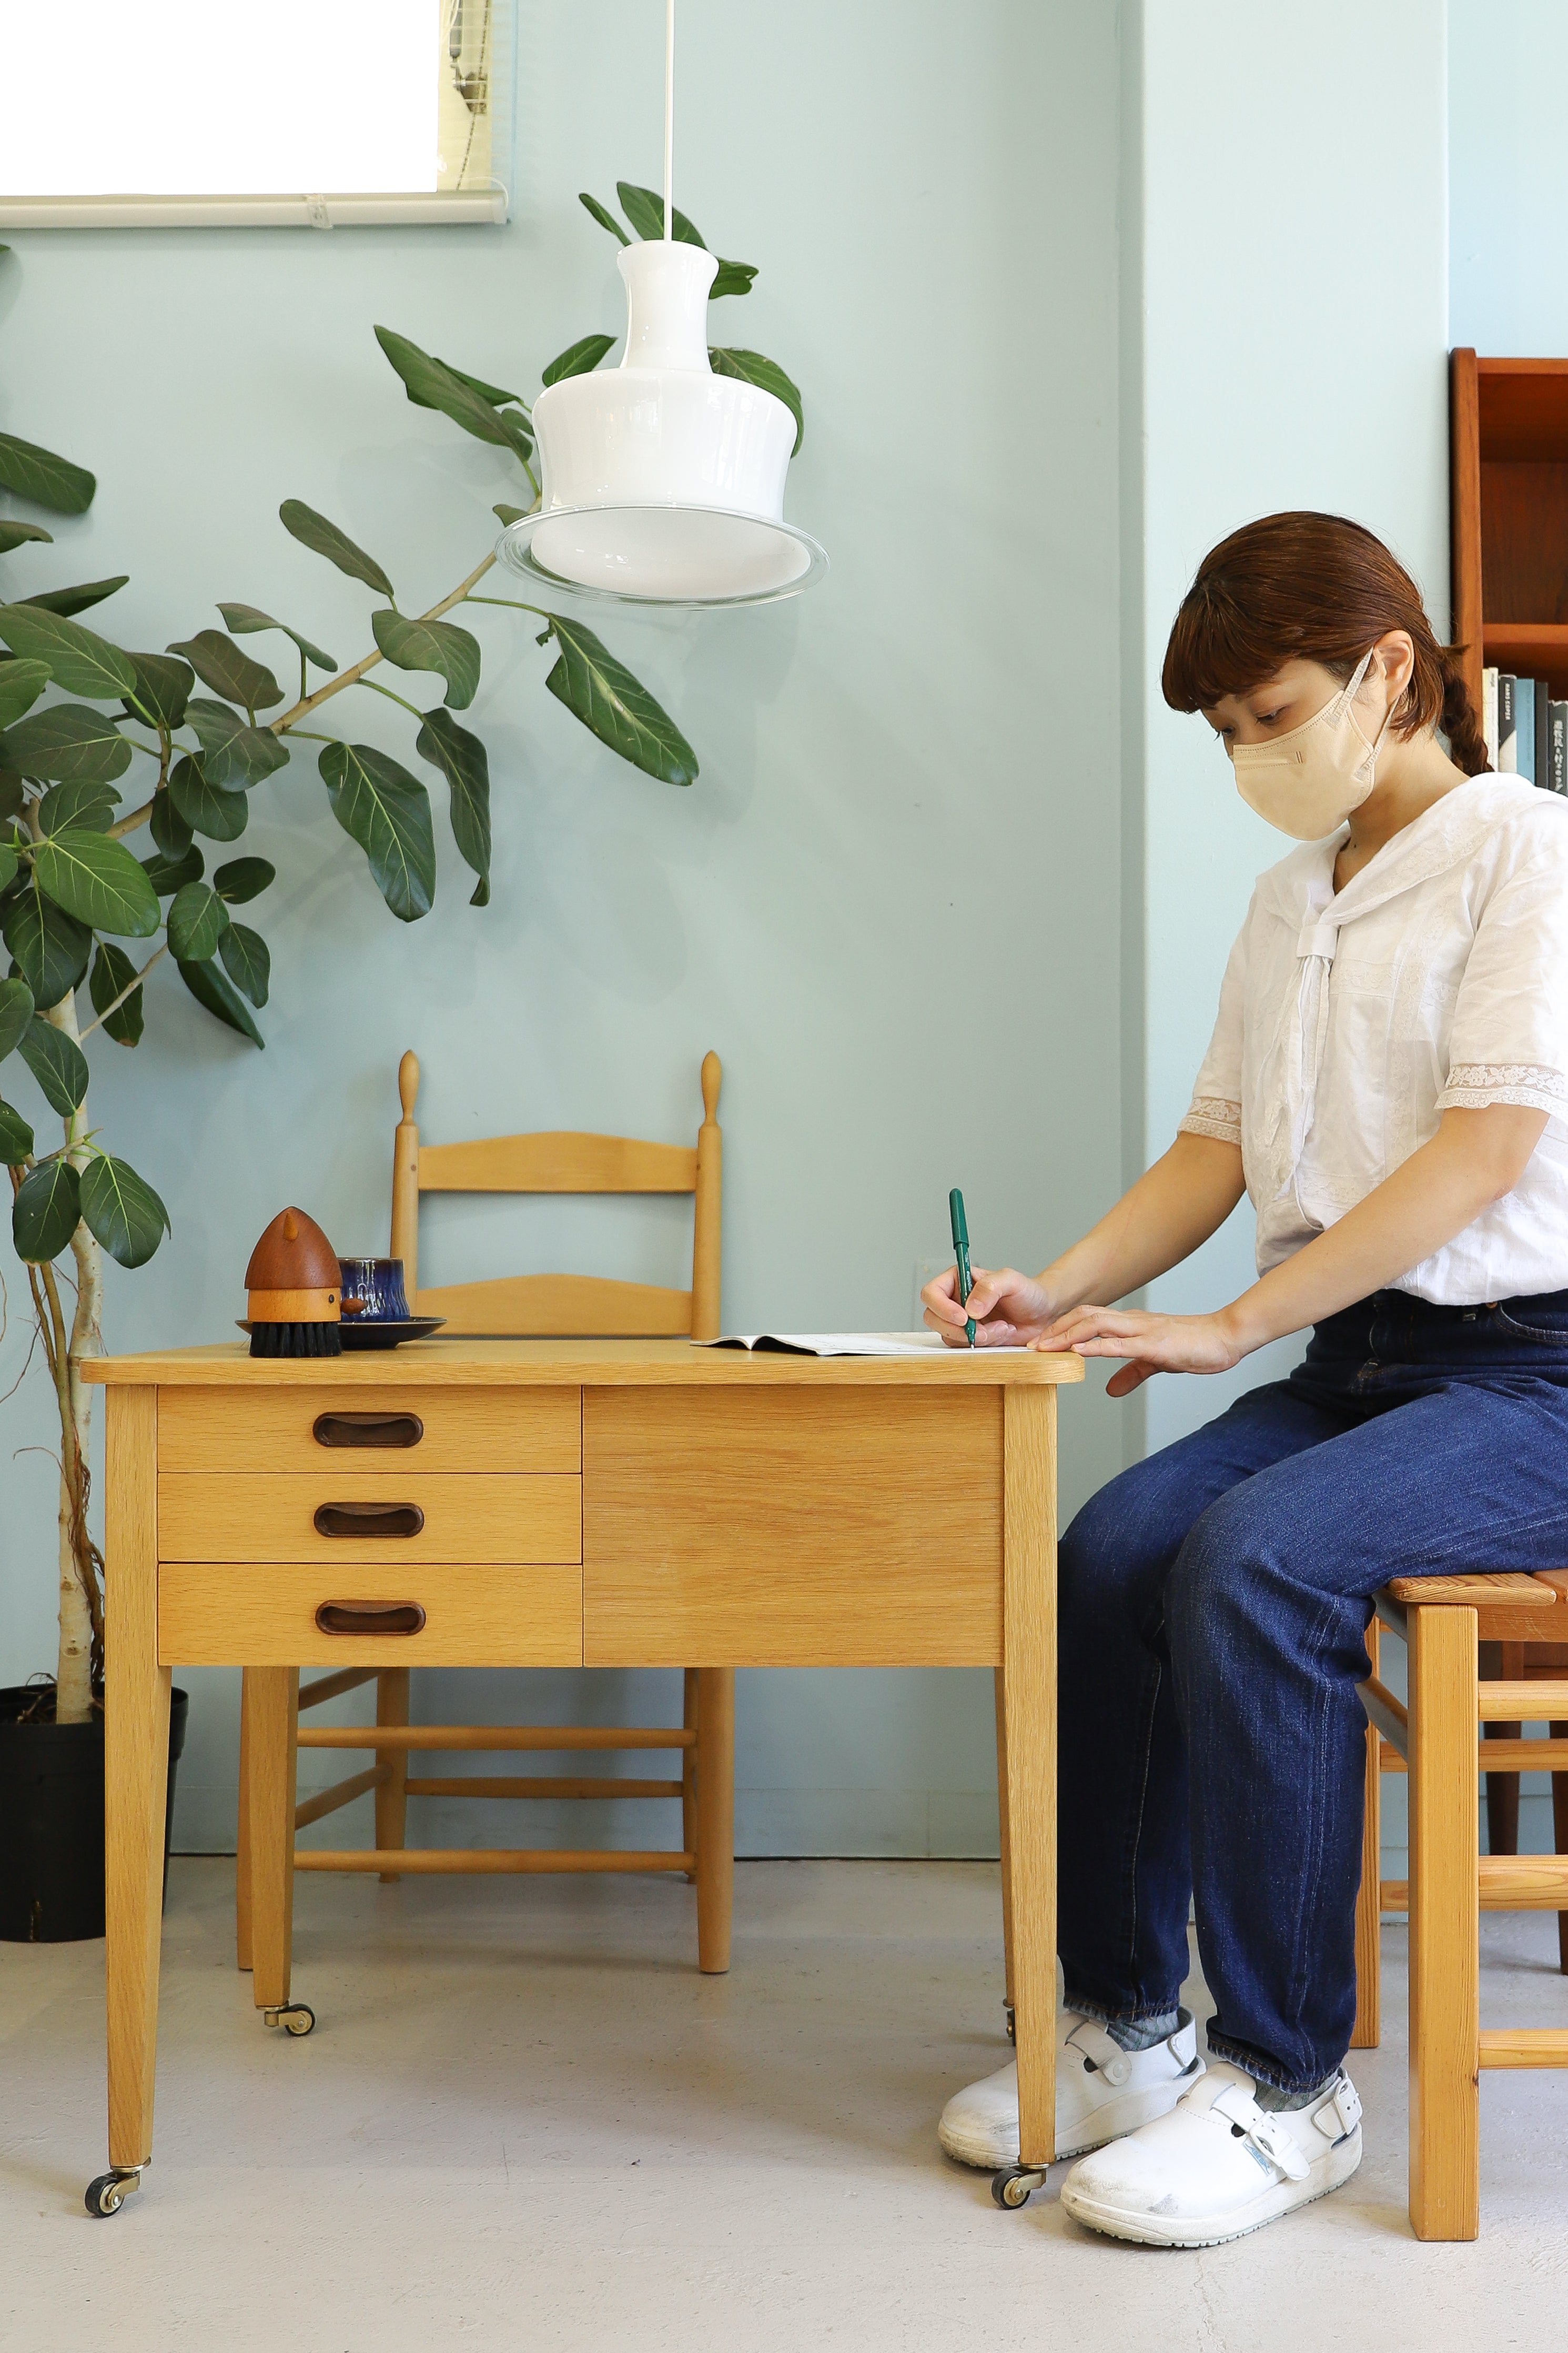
1314, 2077, 1362, 2141
1064, 2018, 1132, 2087
1209, 2083, 1310, 2183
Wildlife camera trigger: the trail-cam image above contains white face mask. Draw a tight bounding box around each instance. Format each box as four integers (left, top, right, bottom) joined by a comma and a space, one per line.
1228, 649, 1395, 840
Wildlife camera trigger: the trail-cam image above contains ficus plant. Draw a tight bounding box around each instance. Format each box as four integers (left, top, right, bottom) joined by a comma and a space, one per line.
0, 188, 803, 1726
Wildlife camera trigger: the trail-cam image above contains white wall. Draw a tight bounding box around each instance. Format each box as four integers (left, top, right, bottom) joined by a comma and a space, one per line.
0, 1, 1129, 1854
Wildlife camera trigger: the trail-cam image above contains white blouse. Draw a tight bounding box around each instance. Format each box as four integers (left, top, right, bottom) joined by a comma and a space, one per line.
1179, 775, 1568, 1305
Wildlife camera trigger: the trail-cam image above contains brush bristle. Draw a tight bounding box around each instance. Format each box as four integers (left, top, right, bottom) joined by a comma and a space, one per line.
248, 1321, 343, 1359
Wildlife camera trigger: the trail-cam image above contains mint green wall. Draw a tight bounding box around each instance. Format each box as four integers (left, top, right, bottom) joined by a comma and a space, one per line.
1451, 0, 1568, 350
0, 1, 1128, 1854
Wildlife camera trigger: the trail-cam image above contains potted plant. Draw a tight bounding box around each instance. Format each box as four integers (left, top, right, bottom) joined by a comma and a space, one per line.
0, 190, 802, 1937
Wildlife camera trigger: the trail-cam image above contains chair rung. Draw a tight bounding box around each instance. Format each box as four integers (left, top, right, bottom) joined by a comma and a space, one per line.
1479, 2028, 1568, 2068
1477, 1684, 1568, 1720
297, 1724, 695, 1752
1379, 1862, 1568, 1912
1381, 1882, 1409, 1911
402, 1776, 683, 1801
298, 1667, 380, 1712
293, 1764, 387, 1829
294, 1847, 694, 1875
1478, 1739, 1568, 1767
1359, 1675, 1408, 1759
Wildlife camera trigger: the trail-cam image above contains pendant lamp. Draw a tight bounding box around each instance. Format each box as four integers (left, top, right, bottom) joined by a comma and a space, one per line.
495, 0, 826, 608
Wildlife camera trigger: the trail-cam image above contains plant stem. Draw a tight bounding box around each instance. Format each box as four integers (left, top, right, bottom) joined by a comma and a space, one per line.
43, 986, 103, 1720
355, 677, 428, 721
77, 942, 167, 1043
268, 550, 499, 736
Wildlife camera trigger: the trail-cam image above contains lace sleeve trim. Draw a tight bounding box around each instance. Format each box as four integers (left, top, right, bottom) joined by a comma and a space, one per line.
1438, 1062, 1568, 1115
1178, 1095, 1243, 1144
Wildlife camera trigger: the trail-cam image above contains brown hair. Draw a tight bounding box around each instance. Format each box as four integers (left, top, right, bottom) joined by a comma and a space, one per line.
1161, 511, 1490, 776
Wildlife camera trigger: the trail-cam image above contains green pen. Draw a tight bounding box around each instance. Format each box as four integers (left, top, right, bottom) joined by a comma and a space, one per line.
949, 1188, 977, 1347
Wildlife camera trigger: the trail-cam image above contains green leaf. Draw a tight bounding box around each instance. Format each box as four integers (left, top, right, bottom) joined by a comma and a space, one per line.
21, 577, 129, 620
38, 778, 120, 835
12, 1158, 81, 1260
0, 433, 95, 516
373, 328, 534, 463
415, 706, 491, 904
140, 841, 204, 896
168, 753, 248, 842
579, 191, 631, 246
0, 702, 131, 785
217, 920, 269, 1006
217, 602, 336, 674
541, 333, 617, 388
214, 856, 275, 906
709, 258, 758, 299
18, 1014, 89, 1113
616, 180, 706, 247
0, 519, 52, 554
177, 954, 263, 1046
1, 878, 92, 1003
0, 1098, 33, 1164
493, 504, 527, 527
370, 609, 481, 710
0, 659, 53, 729
319, 741, 435, 923
125, 651, 194, 730
432, 358, 523, 408
166, 630, 282, 713
540, 615, 697, 786
89, 941, 144, 1047
79, 1153, 169, 1268
32, 829, 160, 938
166, 880, 229, 963
0, 604, 137, 699
707, 347, 804, 455
184, 698, 290, 788
0, 974, 33, 1059
278, 500, 394, 600
149, 787, 193, 858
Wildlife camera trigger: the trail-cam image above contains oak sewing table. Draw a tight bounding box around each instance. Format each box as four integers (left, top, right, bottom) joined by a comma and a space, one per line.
82, 1336, 1081, 2214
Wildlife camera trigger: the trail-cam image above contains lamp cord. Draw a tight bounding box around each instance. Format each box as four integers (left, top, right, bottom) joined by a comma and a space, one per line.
664, 0, 675, 238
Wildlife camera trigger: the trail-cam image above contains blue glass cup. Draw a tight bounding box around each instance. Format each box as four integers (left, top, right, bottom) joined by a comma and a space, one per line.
338, 1257, 411, 1323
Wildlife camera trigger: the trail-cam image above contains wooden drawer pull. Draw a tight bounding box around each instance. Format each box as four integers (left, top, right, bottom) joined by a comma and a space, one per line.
313, 1600, 427, 1637
312, 1501, 426, 1539
312, 1412, 424, 1450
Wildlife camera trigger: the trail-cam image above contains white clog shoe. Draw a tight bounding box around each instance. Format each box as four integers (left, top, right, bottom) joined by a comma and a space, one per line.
1059, 2059, 1363, 2247
938, 2008, 1205, 2170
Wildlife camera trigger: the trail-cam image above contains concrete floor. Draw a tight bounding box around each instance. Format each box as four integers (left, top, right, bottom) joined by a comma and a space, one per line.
5, 1859, 1568, 2350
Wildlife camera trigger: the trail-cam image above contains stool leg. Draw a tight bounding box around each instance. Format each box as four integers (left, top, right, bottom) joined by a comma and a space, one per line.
682, 1668, 699, 1884
374, 1668, 410, 1883
994, 1665, 1016, 2033
1484, 1641, 1522, 1855
694, 1667, 734, 1974
1551, 1732, 1568, 1976
1408, 1606, 1480, 2242
236, 1668, 254, 1972
1351, 1621, 1380, 2049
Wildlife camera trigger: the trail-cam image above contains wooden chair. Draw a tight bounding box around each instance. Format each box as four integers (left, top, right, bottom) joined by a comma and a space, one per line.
1353, 1570, 1568, 2238
236, 1048, 734, 1980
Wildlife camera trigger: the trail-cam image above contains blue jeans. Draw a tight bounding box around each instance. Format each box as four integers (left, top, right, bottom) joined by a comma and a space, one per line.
1057, 1287, 1568, 2092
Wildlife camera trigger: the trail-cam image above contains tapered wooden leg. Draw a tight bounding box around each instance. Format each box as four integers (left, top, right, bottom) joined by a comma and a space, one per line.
1408, 1605, 1479, 2241
1551, 1740, 1568, 1975
1484, 1641, 1523, 1856
694, 1667, 733, 1974
105, 1386, 170, 2174
994, 1664, 1016, 2025
682, 1668, 699, 1884
247, 1668, 299, 2012
1003, 1386, 1056, 2171
236, 1668, 254, 1970
1351, 1618, 1380, 2048
375, 1668, 410, 1882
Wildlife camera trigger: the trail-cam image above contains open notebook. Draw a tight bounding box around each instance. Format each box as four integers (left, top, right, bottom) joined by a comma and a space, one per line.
694, 1331, 1027, 1356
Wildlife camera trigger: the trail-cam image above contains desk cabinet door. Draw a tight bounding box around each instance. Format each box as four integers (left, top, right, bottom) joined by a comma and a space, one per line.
582, 1388, 1004, 1665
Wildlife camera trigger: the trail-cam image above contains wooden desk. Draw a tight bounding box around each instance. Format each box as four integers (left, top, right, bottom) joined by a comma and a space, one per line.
83, 1338, 1081, 2213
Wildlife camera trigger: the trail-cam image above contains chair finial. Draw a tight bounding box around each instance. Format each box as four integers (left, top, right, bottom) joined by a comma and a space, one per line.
398, 1050, 420, 1121
701, 1050, 721, 1121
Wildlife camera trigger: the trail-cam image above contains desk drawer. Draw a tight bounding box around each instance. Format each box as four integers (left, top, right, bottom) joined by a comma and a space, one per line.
158, 1560, 582, 1666
158, 1385, 581, 1475
158, 1472, 582, 1564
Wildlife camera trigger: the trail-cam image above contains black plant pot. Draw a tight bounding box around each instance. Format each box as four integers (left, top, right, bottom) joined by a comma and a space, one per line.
0, 1684, 189, 1942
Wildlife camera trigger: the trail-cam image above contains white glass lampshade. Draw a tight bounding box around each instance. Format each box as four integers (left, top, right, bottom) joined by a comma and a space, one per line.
496, 240, 826, 607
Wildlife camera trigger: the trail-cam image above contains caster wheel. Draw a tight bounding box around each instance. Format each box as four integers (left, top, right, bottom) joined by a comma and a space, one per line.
85, 2169, 140, 2218
1003, 2001, 1016, 2046
990, 2166, 1044, 2210
265, 2002, 316, 2037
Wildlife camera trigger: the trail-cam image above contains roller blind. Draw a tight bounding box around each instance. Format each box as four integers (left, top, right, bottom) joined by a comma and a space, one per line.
0, 0, 510, 227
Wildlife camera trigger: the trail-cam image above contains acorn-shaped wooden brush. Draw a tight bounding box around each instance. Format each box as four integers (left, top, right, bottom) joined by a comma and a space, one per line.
245, 1207, 343, 1359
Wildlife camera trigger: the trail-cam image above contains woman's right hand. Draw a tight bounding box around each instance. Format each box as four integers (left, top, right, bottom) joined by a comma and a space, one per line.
921, 1264, 1055, 1347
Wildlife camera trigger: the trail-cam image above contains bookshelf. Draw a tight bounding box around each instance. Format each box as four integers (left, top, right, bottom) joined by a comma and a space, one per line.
1451, 351, 1568, 712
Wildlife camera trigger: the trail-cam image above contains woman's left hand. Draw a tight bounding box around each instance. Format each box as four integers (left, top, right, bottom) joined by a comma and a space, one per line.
1035, 1304, 1242, 1397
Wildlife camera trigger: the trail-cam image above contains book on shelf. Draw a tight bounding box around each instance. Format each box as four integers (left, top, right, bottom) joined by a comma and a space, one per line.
1554, 700, 1568, 794
1483, 666, 1499, 769
1496, 670, 1516, 772
1483, 670, 1566, 790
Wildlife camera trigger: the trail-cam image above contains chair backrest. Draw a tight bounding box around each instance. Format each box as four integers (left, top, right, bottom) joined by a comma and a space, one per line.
388, 1050, 722, 1338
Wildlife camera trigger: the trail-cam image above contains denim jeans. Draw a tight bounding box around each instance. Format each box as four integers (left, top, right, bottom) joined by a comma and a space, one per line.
1057, 1287, 1568, 2091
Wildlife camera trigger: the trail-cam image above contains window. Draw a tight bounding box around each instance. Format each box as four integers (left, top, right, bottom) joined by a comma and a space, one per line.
0, 0, 510, 228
